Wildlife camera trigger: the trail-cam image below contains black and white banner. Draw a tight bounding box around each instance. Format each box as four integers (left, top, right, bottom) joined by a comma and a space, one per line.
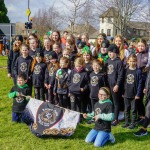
25, 98, 80, 137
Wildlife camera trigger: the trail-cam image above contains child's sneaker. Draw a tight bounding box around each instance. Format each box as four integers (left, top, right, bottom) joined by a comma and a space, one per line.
133, 128, 148, 136
128, 123, 136, 129
109, 133, 115, 143
122, 123, 129, 128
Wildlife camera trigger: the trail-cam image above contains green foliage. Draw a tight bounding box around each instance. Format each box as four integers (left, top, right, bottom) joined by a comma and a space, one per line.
0, 0, 10, 23
0, 56, 150, 150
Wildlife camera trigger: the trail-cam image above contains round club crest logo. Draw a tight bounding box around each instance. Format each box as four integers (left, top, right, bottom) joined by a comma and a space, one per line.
73, 73, 80, 84
38, 108, 58, 127
20, 62, 27, 72
45, 54, 49, 63
127, 74, 134, 84
107, 64, 114, 74
49, 67, 54, 76
95, 108, 101, 115
91, 76, 99, 86
15, 96, 24, 103
34, 65, 41, 74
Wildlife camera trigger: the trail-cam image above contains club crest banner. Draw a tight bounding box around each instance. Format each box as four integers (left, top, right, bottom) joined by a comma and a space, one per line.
25, 98, 80, 137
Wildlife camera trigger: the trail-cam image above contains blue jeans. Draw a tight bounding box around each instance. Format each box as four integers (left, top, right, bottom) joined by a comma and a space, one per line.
85, 129, 110, 147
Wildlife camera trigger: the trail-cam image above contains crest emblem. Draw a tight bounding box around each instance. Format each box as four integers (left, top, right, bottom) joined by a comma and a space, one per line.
34, 65, 41, 74
73, 73, 80, 84
107, 64, 114, 74
127, 74, 134, 84
91, 76, 98, 86
20, 62, 27, 72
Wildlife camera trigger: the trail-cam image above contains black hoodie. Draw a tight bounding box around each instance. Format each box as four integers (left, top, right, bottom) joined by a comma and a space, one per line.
106, 57, 124, 88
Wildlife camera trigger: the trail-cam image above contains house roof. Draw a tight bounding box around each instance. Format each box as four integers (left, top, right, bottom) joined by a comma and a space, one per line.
99, 7, 118, 18
89, 31, 99, 39
64, 23, 97, 36
127, 21, 150, 30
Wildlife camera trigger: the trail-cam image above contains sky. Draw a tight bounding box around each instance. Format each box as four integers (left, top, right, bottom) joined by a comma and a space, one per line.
4, 0, 60, 23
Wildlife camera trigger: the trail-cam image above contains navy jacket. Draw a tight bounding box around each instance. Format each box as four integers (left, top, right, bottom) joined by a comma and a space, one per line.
7, 49, 20, 75
67, 68, 89, 95
14, 56, 33, 79
124, 67, 143, 97
106, 57, 124, 88
32, 62, 47, 87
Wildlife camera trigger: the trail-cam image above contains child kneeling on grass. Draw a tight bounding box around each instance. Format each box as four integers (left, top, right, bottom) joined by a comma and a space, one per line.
83, 87, 115, 147
8, 73, 31, 123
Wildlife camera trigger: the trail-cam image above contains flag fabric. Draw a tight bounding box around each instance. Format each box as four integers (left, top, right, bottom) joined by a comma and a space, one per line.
24, 98, 80, 137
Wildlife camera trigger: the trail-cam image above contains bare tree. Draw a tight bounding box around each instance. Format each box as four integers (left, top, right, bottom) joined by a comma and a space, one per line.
32, 4, 63, 36
61, 0, 88, 33
96, 0, 145, 36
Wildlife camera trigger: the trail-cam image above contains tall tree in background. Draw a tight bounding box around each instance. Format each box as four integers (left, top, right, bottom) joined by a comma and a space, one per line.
32, 4, 63, 35
0, 0, 10, 23
61, 0, 88, 33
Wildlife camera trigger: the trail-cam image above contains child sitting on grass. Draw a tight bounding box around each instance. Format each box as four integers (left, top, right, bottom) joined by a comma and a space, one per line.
83, 87, 115, 147
8, 73, 31, 123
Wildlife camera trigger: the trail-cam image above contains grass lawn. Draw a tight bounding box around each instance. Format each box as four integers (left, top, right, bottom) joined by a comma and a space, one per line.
0, 56, 150, 150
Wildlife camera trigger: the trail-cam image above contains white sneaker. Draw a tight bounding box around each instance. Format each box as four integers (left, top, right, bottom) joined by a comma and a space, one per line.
109, 133, 115, 143
118, 111, 124, 121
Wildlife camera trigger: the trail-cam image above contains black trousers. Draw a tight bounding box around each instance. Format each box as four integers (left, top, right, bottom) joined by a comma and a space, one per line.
34, 87, 45, 101
110, 88, 120, 121
58, 94, 69, 108
70, 93, 85, 113
124, 98, 137, 124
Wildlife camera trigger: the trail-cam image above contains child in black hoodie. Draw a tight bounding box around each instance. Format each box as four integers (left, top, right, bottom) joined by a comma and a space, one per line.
14, 44, 33, 95
122, 54, 142, 129
68, 57, 89, 113
54, 57, 71, 108
31, 50, 47, 100
106, 44, 124, 126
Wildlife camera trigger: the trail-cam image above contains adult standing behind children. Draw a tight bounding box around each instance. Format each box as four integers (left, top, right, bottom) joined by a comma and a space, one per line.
7, 35, 23, 85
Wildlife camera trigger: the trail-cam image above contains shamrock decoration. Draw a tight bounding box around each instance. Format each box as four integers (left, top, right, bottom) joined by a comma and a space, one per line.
82, 46, 91, 54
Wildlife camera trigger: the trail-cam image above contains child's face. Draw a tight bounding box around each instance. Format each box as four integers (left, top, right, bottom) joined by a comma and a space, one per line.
63, 51, 71, 59
98, 90, 108, 101
66, 42, 74, 50
36, 56, 42, 63
100, 47, 108, 54
83, 53, 90, 62
81, 35, 88, 43
53, 45, 60, 53
21, 46, 29, 56
115, 37, 122, 47
14, 40, 22, 46
108, 51, 117, 59
128, 58, 137, 68
17, 77, 26, 86
77, 48, 82, 53
60, 60, 68, 68
75, 64, 83, 71
92, 62, 101, 73
29, 39, 38, 50
98, 37, 104, 45
137, 42, 146, 52
44, 41, 51, 49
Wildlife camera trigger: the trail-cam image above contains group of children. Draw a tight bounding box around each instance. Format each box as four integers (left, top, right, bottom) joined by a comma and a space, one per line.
7, 31, 150, 147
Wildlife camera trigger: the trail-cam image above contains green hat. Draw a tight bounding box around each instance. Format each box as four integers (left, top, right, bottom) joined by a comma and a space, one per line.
47, 31, 52, 36
82, 45, 91, 54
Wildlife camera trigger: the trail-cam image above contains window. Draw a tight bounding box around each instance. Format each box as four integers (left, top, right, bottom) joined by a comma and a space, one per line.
108, 18, 111, 23
101, 29, 104, 33
116, 29, 117, 35
102, 18, 104, 23
107, 29, 111, 36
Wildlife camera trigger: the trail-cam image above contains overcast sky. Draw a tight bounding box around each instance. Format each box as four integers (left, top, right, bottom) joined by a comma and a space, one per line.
4, 0, 60, 23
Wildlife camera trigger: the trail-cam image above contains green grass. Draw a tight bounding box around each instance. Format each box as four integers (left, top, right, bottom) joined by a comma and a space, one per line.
0, 57, 150, 150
